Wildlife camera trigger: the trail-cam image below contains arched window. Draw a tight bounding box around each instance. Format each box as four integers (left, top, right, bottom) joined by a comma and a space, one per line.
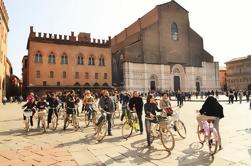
62, 71, 66, 79
48, 52, 55, 64
35, 51, 42, 63
61, 53, 68, 64
49, 71, 54, 78
99, 56, 105, 66
88, 55, 95, 65
77, 54, 84, 65
171, 22, 178, 41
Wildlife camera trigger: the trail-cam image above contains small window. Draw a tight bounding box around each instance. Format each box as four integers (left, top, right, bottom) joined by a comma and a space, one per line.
62, 71, 66, 79
36, 71, 40, 78
171, 22, 178, 41
95, 73, 98, 79
57, 82, 60, 86
50, 71, 54, 78
104, 73, 108, 79
43, 81, 47, 86
75, 72, 79, 79
85, 72, 89, 79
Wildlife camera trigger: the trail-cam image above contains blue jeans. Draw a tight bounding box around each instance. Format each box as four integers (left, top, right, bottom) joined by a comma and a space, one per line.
145, 119, 152, 146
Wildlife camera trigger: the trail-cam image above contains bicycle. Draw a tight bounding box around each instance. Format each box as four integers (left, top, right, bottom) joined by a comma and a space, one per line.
149, 115, 175, 151
23, 109, 33, 132
166, 108, 187, 138
65, 108, 79, 130
95, 111, 111, 142
122, 110, 139, 139
197, 119, 219, 155
83, 106, 97, 128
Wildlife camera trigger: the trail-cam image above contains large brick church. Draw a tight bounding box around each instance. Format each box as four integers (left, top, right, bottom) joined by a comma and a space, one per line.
111, 0, 220, 92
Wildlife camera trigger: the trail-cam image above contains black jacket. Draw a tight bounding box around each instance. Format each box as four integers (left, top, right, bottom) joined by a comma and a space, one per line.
144, 103, 161, 118
199, 96, 224, 119
129, 97, 143, 113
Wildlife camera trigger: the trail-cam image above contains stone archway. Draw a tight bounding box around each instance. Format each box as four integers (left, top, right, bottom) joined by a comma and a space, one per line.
172, 64, 185, 91
150, 75, 158, 91
195, 76, 202, 92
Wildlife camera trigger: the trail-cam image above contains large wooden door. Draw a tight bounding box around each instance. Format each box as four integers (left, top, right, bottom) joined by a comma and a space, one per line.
174, 76, 180, 91
196, 82, 200, 92
150, 81, 156, 91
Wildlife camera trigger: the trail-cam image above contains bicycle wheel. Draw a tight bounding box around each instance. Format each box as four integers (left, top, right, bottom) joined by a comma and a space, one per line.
160, 128, 175, 151
150, 131, 155, 145
197, 125, 206, 143
174, 120, 187, 139
51, 114, 58, 130
209, 132, 218, 155
83, 111, 90, 127
122, 121, 133, 139
96, 121, 108, 142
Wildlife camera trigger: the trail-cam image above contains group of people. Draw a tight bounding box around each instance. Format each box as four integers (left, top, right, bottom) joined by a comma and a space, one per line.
21, 89, 226, 149
227, 89, 250, 104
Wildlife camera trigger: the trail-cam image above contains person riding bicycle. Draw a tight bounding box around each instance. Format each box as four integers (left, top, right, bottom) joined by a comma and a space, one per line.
144, 94, 162, 147
36, 96, 48, 128
129, 91, 144, 134
197, 94, 224, 150
83, 90, 95, 121
63, 90, 77, 130
96, 90, 114, 136
159, 93, 173, 117
46, 92, 59, 129
22, 97, 36, 128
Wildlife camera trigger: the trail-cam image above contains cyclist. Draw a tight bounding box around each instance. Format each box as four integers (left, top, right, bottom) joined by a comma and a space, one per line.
144, 94, 162, 147
36, 95, 48, 128
22, 97, 36, 128
159, 93, 172, 117
96, 90, 114, 136
129, 91, 143, 134
63, 90, 77, 130
197, 95, 224, 150
46, 92, 59, 129
83, 90, 95, 121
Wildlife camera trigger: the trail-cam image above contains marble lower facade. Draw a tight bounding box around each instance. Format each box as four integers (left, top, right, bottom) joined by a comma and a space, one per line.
123, 62, 220, 92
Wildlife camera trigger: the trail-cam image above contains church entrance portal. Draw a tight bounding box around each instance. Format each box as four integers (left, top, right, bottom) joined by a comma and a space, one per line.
174, 76, 180, 91
196, 82, 200, 92
150, 81, 156, 91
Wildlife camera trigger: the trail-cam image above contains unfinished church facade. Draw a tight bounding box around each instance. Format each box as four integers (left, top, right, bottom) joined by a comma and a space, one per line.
111, 1, 220, 92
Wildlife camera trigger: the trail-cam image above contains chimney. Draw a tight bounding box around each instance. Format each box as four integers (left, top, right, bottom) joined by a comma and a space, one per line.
38, 32, 41, 37
98, 39, 100, 44
49, 33, 52, 39
64, 35, 67, 40
30, 26, 34, 33
69, 31, 76, 41
93, 38, 96, 43
59, 35, 62, 40
54, 34, 57, 39
43, 33, 47, 38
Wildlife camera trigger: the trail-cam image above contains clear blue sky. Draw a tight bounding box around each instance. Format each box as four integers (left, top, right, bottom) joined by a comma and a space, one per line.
4, 0, 251, 77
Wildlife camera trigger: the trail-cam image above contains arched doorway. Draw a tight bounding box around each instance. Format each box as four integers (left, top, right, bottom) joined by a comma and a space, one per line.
150, 75, 158, 91
174, 76, 180, 91
196, 82, 200, 92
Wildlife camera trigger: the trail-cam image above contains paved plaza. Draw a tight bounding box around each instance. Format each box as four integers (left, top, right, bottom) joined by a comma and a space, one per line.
0, 96, 250, 166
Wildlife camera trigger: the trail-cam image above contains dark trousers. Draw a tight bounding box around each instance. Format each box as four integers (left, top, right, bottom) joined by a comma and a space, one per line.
47, 109, 58, 124
136, 111, 143, 133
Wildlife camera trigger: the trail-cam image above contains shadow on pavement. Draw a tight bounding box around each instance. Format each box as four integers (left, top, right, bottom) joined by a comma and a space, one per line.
101, 139, 171, 165
236, 128, 251, 134
177, 142, 214, 166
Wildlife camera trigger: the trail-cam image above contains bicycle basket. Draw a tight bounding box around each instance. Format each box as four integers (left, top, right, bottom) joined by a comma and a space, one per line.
159, 118, 168, 129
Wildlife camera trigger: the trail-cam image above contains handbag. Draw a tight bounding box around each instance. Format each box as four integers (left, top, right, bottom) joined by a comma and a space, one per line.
165, 107, 173, 115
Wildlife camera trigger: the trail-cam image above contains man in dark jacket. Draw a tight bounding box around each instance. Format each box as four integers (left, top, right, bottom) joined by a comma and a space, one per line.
129, 91, 144, 134
197, 95, 224, 150
97, 90, 114, 136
